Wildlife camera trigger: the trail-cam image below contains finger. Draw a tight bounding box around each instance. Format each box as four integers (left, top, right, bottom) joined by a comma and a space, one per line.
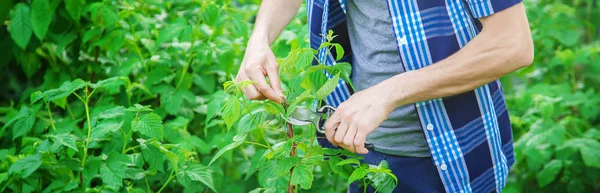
247, 66, 283, 103
324, 111, 342, 132
265, 56, 284, 99
343, 124, 358, 153
334, 120, 349, 148
237, 73, 265, 100
325, 121, 340, 147
355, 129, 370, 154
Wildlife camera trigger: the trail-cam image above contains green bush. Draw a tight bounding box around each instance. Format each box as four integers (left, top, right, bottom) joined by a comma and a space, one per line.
503, 0, 600, 193
0, 0, 598, 192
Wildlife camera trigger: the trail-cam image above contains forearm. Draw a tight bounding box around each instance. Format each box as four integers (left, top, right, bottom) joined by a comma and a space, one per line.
251, 0, 302, 45
385, 4, 533, 108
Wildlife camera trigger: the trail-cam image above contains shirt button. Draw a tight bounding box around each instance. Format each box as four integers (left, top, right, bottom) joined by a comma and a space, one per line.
440, 164, 447, 171
426, 124, 434, 130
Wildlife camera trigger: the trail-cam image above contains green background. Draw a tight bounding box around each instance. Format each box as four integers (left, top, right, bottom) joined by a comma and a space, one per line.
0, 0, 598, 192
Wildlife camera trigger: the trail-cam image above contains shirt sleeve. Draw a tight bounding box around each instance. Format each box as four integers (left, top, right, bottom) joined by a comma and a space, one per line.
465, 0, 523, 18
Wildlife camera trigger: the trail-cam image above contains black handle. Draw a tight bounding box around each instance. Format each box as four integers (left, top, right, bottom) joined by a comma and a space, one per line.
364, 142, 374, 150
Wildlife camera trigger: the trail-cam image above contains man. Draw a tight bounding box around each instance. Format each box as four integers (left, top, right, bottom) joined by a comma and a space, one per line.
236, 0, 533, 192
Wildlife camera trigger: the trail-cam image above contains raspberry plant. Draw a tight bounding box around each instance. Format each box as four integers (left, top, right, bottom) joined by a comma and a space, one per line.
212, 32, 397, 193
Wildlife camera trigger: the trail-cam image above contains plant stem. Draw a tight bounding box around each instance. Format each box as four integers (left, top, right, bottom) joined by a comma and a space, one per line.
81, 97, 92, 167
157, 169, 176, 193
145, 175, 151, 193
46, 102, 57, 131
66, 102, 76, 120
283, 103, 297, 193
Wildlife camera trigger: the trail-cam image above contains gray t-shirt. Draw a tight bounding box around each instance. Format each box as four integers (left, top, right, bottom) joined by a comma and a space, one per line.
346, 0, 430, 157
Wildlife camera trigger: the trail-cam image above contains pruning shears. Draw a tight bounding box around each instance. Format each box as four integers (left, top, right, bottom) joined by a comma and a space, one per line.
288, 105, 374, 150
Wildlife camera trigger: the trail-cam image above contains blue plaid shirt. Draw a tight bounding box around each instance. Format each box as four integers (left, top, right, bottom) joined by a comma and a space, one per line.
308, 0, 521, 192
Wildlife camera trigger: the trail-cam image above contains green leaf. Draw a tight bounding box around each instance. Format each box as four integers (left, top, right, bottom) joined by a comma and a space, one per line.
295, 49, 315, 71
580, 141, 600, 168
209, 140, 243, 166
334, 43, 344, 60
237, 113, 257, 133
9, 3, 32, 49
92, 119, 123, 140
132, 113, 163, 141
348, 167, 368, 184
155, 25, 186, 50
17, 49, 41, 78
39, 79, 87, 103
176, 163, 216, 192
201, 4, 219, 25
31, 0, 53, 40
291, 164, 313, 189
536, 160, 563, 187
10, 106, 36, 139
372, 172, 396, 193
161, 90, 183, 115
337, 158, 360, 166
51, 133, 78, 152
141, 142, 164, 173
221, 97, 241, 130
98, 106, 126, 119
315, 73, 340, 100
92, 76, 128, 90
8, 154, 42, 178
0, 172, 7, 184
100, 152, 128, 187
206, 91, 225, 125
64, 0, 82, 21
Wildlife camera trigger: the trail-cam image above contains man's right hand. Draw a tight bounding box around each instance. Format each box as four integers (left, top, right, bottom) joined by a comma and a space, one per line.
235, 39, 285, 103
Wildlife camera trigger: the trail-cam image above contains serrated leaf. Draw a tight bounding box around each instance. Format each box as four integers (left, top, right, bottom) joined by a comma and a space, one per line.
176, 163, 216, 192
337, 158, 360, 166
221, 98, 241, 130
132, 113, 163, 140
125, 167, 146, 180
64, 0, 82, 21
315, 73, 340, 100
8, 154, 42, 178
141, 142, 164, 172
41, 79, 87, 102
100, 152, 128, 187
237, 114, 257, 133
31, 0, 53, 40
8, 106, 36, 139
98, 106, 126, 119
291, 164, 313, 189
92, 119, 123, 140
52, 133, 78, 152
296, 49, 315, 71
9, 3, 32, 49
162, 90, 183, 115
348, 167, 368, 184
206, 92, 225, 125
92, 76, 128, 90
536, 160, 563, 187
209, 140, 242, 166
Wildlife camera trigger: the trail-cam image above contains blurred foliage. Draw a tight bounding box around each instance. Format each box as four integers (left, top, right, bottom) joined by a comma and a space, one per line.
0, 0, 598, 192
502, 0, 600, 193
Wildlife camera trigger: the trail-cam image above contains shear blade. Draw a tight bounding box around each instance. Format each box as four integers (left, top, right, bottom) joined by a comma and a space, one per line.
288, 116, 312, 126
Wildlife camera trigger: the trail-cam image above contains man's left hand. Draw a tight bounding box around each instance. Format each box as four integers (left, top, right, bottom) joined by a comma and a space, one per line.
323, 82, 395, 154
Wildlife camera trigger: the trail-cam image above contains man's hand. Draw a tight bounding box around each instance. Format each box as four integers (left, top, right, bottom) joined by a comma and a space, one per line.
323, 82, 395, 154
235, 0, 301, 103
236, 39, 285, 103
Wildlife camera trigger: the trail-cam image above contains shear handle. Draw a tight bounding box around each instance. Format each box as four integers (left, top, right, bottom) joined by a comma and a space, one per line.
316, 105, 374, 150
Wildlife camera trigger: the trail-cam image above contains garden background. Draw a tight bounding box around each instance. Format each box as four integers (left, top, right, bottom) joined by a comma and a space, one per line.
0, 0, 599, 192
